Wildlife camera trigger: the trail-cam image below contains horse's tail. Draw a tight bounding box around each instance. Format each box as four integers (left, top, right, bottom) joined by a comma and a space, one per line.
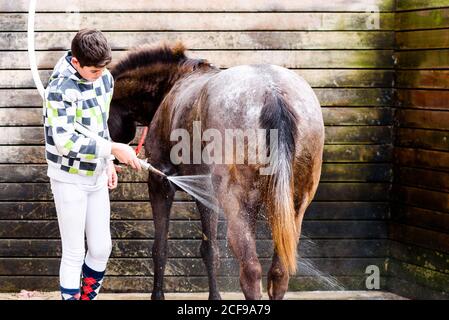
259, 91, 299, 274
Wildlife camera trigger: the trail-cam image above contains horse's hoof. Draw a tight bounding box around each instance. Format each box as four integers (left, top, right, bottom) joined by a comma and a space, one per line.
209, 293, 222, 300
151, 292, 165, 300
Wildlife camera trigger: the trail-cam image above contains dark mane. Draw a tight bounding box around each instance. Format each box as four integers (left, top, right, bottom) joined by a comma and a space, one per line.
110, 41, 215, 101
108, 41, 217, 127
111, 41, 187, 78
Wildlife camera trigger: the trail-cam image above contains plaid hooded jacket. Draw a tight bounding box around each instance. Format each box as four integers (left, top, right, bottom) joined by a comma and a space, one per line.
43, 50, 114, 184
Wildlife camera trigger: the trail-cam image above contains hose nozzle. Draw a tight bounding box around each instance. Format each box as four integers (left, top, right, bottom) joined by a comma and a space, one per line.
139, 159, 167, 177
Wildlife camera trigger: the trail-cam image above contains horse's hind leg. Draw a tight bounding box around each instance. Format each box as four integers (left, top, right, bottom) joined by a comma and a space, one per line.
196, 201, 222, 300
148, 174, 175, 300
226, 212, 262, 300
213, 168, 262, 299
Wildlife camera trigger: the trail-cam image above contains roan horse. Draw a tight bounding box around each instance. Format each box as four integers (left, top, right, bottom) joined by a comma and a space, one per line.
107, 42, 324, 300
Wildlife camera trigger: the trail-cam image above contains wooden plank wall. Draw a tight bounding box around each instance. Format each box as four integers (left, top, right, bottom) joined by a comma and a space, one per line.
389, 0, 449, 299
0, 0, 394, 293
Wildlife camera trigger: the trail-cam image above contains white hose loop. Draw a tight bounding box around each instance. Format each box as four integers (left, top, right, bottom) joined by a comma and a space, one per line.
27, 0, 45, 99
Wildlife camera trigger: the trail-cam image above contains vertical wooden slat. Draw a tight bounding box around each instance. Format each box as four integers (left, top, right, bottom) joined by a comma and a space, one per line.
392, 2, 449, 299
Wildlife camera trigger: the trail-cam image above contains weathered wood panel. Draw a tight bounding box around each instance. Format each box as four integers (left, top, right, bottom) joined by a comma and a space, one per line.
0, 0, 396, 12
0, 220, 389, 240
396, 71, 449, 89
0, 182, 391, 201
396, 90, 449, 110
391, 203, 449, 233
0, 69, 396, 88
0, 108, 43, 126
388, 272, 449, 300
395, 128, 449, 151
323, 108, 394, 125
396, 8, 449, 30
0, 239, 387, 258
394, 147, 449, 172
390, 240, 449, 274
0, 50, 395, 70
0, 31, 395, 50
0, 163, 393, 183
1, 12, 395, 31
0, 200, 383, 221
0, 201, 390, 222
0, 257, 385, 277
388, 259, 449, 294
0, 125, 394, 145
0, 88, 394, 107
325, 126, 392, 144
396, 29, 449, 49
0, 275, 388, 293
396, 50, 449, 69
396, 109, 449, 130
394, 167, 449, 193
324, 145, 392, 162
0, 0, 396, 294
0, 107, 395, 126
389, 223, 449, 253
396, 0, 449, 11
0, 201, 196, 220
392, 5, 449, 297
0, 201, 390, 221
0, 144, 393, 164
0, 146, 45, 164
392, 185, 449, 213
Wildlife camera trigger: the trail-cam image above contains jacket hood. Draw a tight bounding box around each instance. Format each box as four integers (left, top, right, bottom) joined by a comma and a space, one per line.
49, 50, 83, 83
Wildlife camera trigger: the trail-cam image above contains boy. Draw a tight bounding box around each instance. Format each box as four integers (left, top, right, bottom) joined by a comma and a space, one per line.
43, 29, 141, 300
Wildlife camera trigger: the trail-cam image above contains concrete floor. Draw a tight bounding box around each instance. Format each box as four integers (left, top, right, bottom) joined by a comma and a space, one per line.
0, 290, 406, 300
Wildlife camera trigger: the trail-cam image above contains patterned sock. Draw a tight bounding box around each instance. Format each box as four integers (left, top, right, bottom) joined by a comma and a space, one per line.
60, 286, 81, 300
80, 263, 105, 300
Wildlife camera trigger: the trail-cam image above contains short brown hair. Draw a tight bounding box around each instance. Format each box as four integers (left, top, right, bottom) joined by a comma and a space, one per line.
71, 29, 112, 67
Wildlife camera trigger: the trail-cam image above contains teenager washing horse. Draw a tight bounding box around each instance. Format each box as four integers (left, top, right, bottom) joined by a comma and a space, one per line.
107, 42, 324, 300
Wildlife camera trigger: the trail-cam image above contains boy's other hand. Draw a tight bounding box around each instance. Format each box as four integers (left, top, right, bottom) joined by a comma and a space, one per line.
111, 142, 142, 171
107, 160, 118, 189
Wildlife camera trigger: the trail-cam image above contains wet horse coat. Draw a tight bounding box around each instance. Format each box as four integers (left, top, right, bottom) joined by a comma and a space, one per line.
108, 43, 324, 300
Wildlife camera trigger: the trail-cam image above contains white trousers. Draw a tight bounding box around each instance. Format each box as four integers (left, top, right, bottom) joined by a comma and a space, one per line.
50, 173, 112, 289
